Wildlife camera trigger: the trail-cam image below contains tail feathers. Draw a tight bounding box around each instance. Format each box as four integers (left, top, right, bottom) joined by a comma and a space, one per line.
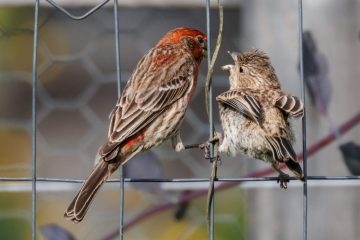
265, 136, 297, 162
64, 160, 110, 223
266, 136, 304, 182
285, 161, 304, 181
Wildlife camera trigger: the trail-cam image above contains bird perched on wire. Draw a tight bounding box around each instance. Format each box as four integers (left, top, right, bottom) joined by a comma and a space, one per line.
64, 27, 207, 223
340, 142, 360, 175
216, 50, 304, 188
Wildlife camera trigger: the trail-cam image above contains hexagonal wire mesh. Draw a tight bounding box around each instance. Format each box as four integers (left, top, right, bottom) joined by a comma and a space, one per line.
1, 0, 360, 240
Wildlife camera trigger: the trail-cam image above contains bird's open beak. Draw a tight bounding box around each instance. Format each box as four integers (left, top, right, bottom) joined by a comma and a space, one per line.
221, 64, 234, 71
202, 48, 208, 58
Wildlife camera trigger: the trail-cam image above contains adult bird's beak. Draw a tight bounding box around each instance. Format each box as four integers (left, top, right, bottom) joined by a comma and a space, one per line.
221, 64, 234, 71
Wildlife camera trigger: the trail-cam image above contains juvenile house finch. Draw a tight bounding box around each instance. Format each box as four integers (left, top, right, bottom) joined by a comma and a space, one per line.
217, 50, 304, 188
64, 28, 207, 222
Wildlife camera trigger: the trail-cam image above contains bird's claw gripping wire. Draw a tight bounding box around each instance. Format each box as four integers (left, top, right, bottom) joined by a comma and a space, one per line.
199, 137, 221, 164
277, 173, 290, 189
185, 133, 222, 164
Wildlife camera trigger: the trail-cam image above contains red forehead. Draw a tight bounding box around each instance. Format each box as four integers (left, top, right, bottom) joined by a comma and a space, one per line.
157, 27, 207, 46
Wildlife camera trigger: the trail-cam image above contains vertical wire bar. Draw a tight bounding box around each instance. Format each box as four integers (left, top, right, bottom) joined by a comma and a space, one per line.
205, 0, 215, 239
113, 1, 124, 239
298, 0, 307, 240
31, 0, 40, 239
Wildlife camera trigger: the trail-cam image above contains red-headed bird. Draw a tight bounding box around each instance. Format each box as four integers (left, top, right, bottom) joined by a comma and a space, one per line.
217, 50, 304, 188
64, 28, 207, 222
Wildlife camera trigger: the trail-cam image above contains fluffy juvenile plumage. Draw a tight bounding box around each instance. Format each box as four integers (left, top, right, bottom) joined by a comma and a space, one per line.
64, 28, 207, 223
217, 50, 304, 188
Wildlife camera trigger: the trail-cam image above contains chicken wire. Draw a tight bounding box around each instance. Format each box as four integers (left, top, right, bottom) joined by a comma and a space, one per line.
0, 0, 360, 240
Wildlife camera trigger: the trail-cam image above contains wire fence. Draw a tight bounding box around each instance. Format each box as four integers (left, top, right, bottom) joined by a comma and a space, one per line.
1, 0, 359, 239
297, 1, 307, 239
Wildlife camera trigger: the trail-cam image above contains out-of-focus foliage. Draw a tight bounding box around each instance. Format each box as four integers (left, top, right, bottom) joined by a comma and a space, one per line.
0, 129, 31, 177
0, 192, 31, 240
0, 7, 68, 72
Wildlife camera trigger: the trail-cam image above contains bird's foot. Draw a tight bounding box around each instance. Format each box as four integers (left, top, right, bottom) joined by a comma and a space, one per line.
277, 173, 290, 189
184, 133, 222, 164
198, 142, 221, 164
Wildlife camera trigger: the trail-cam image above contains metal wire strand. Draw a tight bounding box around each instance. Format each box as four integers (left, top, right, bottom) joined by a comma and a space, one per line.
31, 1, 39, 239
298, 1, 307, 240
113, 0, 125, 239
205, 0, 215, 239
45, 0, 111, 20
1, 176, 360, 183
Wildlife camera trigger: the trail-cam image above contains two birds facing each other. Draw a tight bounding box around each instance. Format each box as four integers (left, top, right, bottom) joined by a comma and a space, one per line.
64, 27, 304, 223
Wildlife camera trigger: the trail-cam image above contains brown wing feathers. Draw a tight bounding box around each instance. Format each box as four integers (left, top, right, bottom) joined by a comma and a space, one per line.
101, 50, 194, 158
140, 76, 190, 111
217, 90, 262, 124
275, 95, 304, 118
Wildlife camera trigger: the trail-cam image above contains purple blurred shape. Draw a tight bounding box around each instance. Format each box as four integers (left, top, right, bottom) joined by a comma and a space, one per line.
40, 224, 75, 240
123, 151, 163, 193
302, 30, 332, 116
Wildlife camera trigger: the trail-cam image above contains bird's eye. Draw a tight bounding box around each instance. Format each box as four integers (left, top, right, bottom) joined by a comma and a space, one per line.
239, 67, 244, 73
196, 36, 204, 44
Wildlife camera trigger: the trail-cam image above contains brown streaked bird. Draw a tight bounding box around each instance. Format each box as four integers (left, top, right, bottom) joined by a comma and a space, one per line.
217, 50, 304, 188
64, 28, 207, 223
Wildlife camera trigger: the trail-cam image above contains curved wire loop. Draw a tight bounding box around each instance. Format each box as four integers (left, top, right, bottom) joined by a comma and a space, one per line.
45, 0, 111, 20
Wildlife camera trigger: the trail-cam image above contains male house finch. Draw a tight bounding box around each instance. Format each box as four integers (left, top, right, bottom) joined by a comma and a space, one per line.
64, 28, 207, 222
217, 50, 304, 188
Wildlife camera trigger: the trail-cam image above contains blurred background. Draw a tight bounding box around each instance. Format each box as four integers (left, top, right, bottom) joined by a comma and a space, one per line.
0, 0, 359, 239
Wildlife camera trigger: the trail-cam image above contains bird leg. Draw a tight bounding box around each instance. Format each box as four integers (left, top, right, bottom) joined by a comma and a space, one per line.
171, 132, 217, 161
171, 132, 185, 152
271, 160, 290, 189
185, 133, 222, 163
277, 173, 290, 189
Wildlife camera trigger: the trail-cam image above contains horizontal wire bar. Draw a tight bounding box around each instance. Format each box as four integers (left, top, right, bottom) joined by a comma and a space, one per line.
45, 0, 110, 20
0, 176, 359, 183
2, 179, 360, 193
